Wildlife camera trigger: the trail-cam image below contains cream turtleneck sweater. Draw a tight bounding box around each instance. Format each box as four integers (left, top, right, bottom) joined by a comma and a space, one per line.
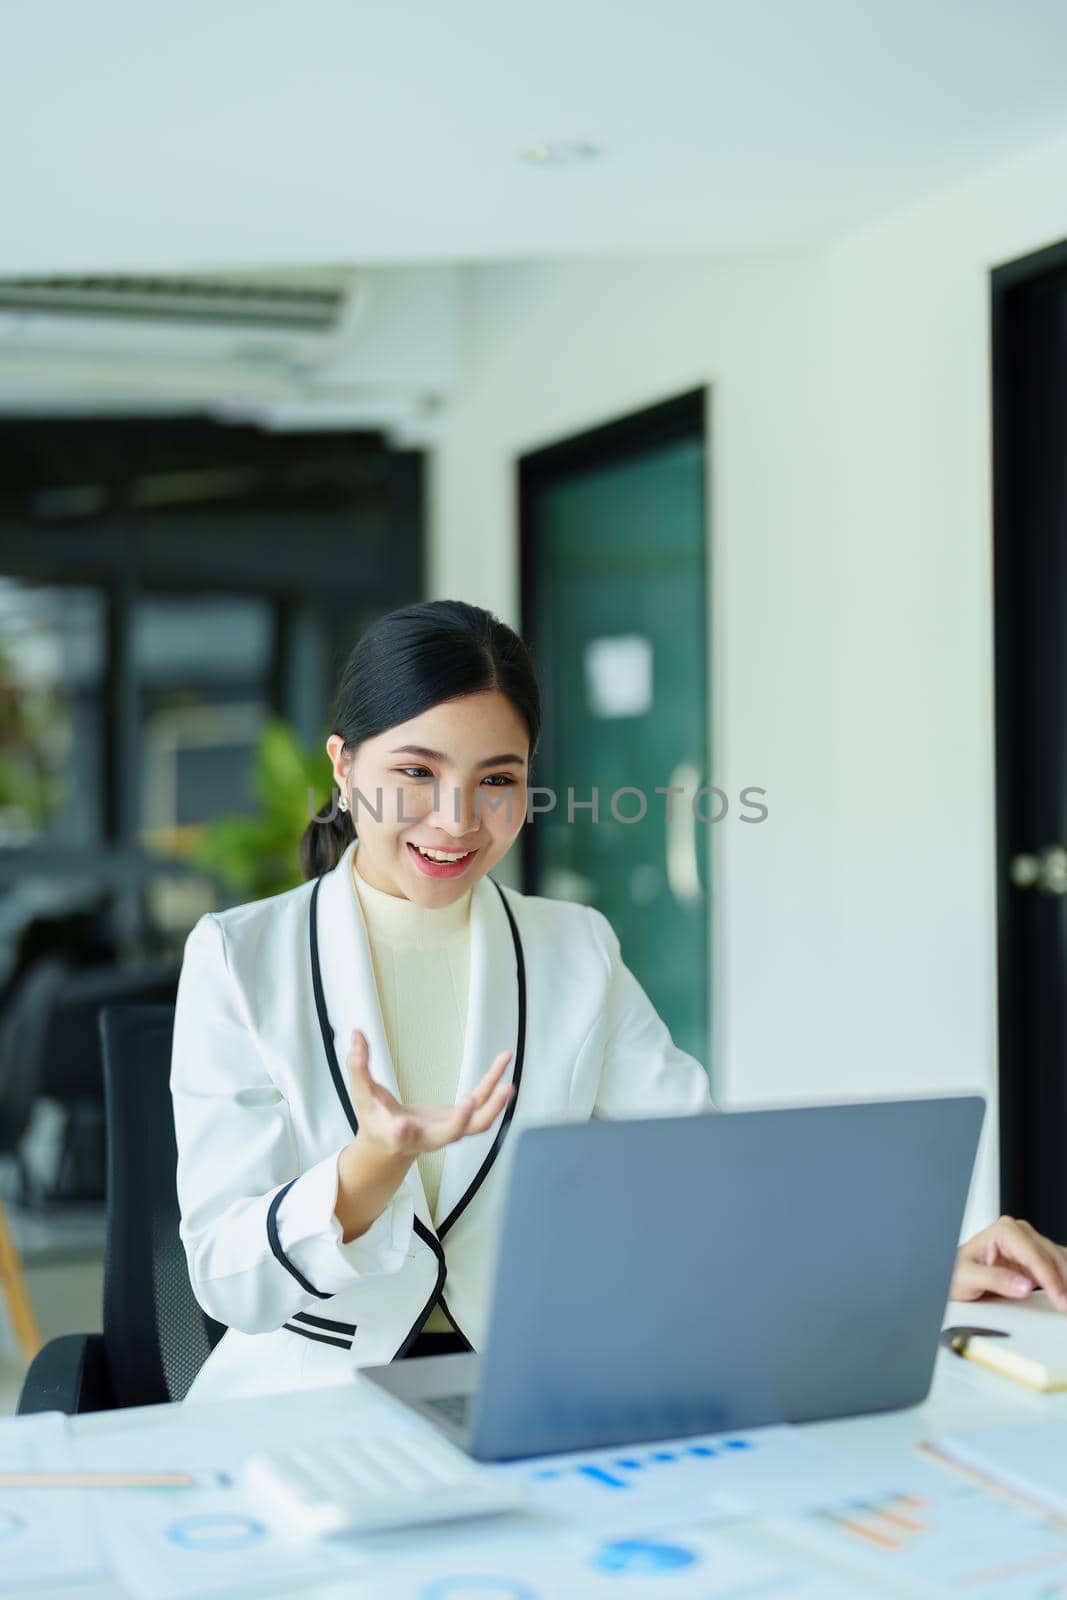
350, 852, 472, 1335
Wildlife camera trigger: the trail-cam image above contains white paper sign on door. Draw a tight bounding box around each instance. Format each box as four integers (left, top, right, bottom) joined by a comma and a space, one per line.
583, 635, 653, 718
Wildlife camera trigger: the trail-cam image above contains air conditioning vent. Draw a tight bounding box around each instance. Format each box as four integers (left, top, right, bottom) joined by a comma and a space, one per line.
0, 275, 344, 333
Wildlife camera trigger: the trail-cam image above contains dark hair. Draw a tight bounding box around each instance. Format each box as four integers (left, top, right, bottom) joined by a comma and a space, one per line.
300, 598, 542, 879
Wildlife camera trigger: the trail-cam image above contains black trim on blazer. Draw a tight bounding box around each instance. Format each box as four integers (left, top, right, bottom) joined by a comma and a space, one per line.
436, 882, 526, 1242
266, 1177, 334, 1300
292, 1310, 357, 1335
283, 1321, 352, 1350
308, 869, 526, 1358
310, 874, 357, 1140
434, 1291, 474, 1353
393, 1231, 449, 1359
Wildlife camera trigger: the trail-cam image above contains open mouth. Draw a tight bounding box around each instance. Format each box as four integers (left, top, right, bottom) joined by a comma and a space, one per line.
407, 842, 479, 876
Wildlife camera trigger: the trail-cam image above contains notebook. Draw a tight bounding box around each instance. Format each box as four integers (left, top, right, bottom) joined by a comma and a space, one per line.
941, 1293, 1067, 1393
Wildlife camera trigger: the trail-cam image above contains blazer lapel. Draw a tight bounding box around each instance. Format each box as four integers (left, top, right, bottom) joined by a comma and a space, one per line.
313, 838, 433, 1230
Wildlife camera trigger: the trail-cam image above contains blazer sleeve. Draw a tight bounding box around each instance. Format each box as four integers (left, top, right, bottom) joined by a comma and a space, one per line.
170, 912, 414, 1334
584, 905, 716, 1117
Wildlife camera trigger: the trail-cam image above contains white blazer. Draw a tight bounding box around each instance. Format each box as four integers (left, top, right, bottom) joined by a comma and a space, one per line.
171, 836, 713, 1403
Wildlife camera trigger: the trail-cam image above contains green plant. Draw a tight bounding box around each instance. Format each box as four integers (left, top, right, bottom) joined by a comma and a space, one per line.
192, 718, 335, 900
0, 641, 67, 830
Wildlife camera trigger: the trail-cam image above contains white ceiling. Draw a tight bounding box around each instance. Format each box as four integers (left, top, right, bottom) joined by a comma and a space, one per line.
4, 0, 1067, 275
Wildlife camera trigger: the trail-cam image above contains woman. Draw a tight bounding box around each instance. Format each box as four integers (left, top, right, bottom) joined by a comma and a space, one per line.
173, 599, 1067, 1404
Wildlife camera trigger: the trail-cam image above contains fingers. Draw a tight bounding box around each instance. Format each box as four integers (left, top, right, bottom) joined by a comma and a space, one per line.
348, 1029, 399, 1112
347, 1029, 370, 1085
450, 1049, 515, 1137
442, 1082, 514, 1145
992, 1218, 1067, 1310
959, 1217, 1067, 1311
347, 1035, 516, 1153
420, 1096, 479, 1152
346, 1028, 376, 1106
465, 1082, 515, 1136
951, 1257, 1037, 1302
468, 1050, 513, 1109
413, 1081, 516, 1152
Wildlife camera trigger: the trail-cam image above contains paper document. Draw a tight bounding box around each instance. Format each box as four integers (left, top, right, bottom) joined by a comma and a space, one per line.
69, 1384, 406, 1599
489, 1421, 929, 1533
767, 1468, 1067, 1599
311, 1515, 899, 1600
0, 1410, 105, 1591
926, 1420, 1067, 1521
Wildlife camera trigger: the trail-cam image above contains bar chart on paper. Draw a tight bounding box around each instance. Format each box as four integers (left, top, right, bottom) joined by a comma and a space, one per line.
768, 1478, 1067, 1598
490, 1423, 925, 1530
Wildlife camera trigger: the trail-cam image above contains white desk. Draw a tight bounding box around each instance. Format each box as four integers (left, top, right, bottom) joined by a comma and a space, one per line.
18, 1311, 1067, 1600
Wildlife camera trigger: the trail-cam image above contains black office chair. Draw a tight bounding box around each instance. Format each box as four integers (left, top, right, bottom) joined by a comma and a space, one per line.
0, 955, 71, 1197
17, 1004, 226, 1413
25, 962, 181, 1206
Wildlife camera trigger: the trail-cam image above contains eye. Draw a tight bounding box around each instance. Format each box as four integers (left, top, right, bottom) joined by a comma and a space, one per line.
395, 767, 517, 786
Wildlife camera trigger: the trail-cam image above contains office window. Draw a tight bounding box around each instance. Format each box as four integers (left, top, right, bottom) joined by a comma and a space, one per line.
0, 580, 107, 850
134, 593, 275, 858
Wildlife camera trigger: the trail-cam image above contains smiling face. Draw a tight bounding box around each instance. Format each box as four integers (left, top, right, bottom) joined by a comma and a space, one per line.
326, 690, 530, 903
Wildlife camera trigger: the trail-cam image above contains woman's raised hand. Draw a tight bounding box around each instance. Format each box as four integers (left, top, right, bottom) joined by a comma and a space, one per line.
346, 1029, 515, 1156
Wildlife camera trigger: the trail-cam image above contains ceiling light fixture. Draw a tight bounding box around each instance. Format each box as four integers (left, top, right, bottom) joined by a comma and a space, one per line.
520, 140, 601, 167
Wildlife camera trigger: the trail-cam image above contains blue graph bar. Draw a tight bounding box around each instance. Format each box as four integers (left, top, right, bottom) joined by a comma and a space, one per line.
528, 1437, 760, 1495
578, 1465, 628, 1490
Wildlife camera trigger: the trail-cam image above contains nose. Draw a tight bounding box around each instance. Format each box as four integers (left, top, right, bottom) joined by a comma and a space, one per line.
430, 781, 484, 840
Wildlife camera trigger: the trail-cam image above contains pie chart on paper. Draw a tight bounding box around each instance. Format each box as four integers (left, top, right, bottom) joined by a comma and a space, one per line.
590, 1538, 699, 1574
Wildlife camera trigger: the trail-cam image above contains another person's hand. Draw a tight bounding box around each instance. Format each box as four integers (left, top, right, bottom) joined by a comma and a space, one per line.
346, 1028, 515, 1155
951, 1216, 1067, 1310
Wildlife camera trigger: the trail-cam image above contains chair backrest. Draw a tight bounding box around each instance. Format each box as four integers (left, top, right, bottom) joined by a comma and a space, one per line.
11, 963, 182, 1207
0, 955, 71, 1151
98, 1003, 226, 1406
43, 963, 181, 1102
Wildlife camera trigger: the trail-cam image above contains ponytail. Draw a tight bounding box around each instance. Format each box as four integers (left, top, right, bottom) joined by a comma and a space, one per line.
299, 793, 355, 880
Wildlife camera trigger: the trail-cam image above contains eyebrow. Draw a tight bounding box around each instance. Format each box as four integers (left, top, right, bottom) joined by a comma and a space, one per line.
389, 744, 526, 769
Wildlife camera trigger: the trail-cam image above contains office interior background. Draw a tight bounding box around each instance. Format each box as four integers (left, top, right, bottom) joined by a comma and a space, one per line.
2, 0, 1066, 1410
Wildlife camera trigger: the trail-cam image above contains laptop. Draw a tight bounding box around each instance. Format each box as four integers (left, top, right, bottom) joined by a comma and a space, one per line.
362, 1095, 985, 1461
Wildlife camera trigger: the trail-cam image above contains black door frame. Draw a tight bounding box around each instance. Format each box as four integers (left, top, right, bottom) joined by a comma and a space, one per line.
992, 238, 1067, 1236
517, 386, 708, 894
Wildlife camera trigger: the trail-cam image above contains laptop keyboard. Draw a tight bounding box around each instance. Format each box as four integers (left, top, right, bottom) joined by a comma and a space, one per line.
424, 1393, 471, 1427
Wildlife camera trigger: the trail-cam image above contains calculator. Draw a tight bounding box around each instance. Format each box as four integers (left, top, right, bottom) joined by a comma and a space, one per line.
241, 1426, 525, 1536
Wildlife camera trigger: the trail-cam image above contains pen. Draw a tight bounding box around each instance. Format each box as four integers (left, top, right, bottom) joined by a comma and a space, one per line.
0, 1469, 234, 1489
939, 1325, 1010, 1359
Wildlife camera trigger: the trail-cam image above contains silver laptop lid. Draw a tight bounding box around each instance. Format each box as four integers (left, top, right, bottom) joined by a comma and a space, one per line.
469, 1095, 984, 1458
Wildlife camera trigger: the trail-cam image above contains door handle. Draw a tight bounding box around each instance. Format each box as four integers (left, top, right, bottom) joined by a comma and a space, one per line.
665, 759, 704, 908
1010, 844, 1067, 895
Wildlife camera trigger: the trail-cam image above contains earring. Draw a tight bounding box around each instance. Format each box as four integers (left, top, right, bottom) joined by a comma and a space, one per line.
337, 787, 349, 814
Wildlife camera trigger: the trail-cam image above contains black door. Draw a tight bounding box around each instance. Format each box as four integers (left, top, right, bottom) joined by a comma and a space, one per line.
520, 391, 711, 1070
993, 240, 1067, 1239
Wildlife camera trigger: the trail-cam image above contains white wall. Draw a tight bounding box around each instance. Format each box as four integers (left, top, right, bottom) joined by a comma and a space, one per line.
431, 127, 1067, 1238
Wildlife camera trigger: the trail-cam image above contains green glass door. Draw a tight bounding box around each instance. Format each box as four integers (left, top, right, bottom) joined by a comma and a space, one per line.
521, 392, 710, 1071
